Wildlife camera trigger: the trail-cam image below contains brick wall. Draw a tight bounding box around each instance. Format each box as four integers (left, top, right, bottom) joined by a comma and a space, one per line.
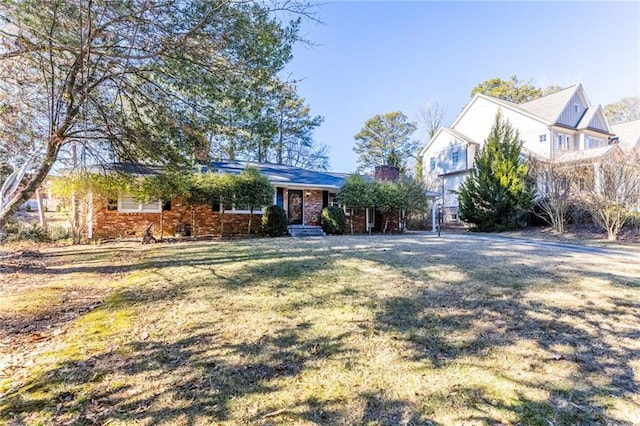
90, 188, 386, 239
379, 211, 402, 233
303, 190, 324, 224
348, 210, 367, 233
344, 209, 403, 234
374, 165, 400, 182
91, 195, 262, 240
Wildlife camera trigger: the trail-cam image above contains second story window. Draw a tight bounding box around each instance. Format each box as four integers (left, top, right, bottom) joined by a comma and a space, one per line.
539, 134, 546, 142
452, 151, 459, 166
429, 157, 436, 171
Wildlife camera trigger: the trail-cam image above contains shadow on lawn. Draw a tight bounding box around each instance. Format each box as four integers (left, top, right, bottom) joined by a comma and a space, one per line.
365, 238, 639, 424
3, 235, 639, 424
0, 324, 350, 424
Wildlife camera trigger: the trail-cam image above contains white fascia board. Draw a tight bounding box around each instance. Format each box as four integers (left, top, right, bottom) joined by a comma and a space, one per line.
273, 183, 341, 191
576, 84, 590, 108
419, 127, 446, 156
453, 94, 551, 129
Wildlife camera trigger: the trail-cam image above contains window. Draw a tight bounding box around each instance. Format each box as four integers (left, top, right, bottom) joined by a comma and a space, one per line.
557, 134, 563, 149
107, 198, 118, 211
566, 136, 574, 150
587, 136, 604, 149
429, 157, 436, 171
574, 103, 579, 113
118, 194, 162, 213
328, 192, 339, 207
539, 134, 546, 142
212, 196, 263, 214
452, 151, 459, 166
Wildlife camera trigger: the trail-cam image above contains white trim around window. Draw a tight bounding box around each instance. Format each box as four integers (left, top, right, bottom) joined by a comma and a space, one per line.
118, 194, 162, 213
212, 203, 264, 214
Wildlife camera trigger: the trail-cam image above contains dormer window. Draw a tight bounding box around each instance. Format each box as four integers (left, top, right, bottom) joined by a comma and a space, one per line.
574, 103, 579, 113
452, 151, 459, 166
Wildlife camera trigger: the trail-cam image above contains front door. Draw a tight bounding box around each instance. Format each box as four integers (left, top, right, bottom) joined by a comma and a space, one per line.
288, 190, 303, 224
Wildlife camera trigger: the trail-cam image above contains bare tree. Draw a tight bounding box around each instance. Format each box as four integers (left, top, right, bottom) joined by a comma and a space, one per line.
530, 159, 574, 233
418, 101, 446, 140
578, 158, 639, 240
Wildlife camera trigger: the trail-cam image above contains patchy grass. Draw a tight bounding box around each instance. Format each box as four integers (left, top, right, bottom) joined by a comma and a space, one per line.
1, 235, 639, 425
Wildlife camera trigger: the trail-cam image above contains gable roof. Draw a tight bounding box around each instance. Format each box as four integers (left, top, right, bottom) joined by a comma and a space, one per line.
519, 85, 581, 123
445, 128, 479, 145
207, 160, 348, 189
576, 105, 598, 129
419, 127, 479, 157
65, 161, 350, 190
611, 119, 640, 151
450, 93, 551, 131
576, 105, 612, 134
554, 144, 620, 163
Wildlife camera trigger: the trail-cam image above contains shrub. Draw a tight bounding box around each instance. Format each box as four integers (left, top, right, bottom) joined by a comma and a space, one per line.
625, 210, 640, 232
321, 206, 346, 235
49, 226, 72, 242
262, 205, 288, 237
2, 221, 51, 243
567, 203, 591, 225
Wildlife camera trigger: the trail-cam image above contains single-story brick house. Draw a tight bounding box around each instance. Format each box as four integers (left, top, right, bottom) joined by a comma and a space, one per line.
82, 161, 407, 240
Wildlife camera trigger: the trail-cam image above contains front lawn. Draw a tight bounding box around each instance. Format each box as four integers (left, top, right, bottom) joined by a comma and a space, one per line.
1, 234, 638, 425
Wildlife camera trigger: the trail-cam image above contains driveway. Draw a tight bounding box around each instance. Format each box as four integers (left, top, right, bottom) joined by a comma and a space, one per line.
409, 231, 640, 260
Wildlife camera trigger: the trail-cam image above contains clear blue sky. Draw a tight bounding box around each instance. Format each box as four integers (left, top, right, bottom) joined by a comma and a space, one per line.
283, 1, 640, 173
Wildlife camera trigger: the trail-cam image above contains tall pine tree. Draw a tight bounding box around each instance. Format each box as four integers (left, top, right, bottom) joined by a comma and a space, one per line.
457, 111, 534, 231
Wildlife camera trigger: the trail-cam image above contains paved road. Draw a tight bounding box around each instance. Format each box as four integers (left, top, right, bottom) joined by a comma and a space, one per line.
412, 231, 640, 260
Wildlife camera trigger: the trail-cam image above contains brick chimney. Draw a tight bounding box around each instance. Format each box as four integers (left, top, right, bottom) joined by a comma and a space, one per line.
374, 165, 400, 182
193, 145, 210, 165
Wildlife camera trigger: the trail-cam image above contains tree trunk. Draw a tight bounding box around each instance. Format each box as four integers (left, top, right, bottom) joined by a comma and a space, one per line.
36, 189, 46, 228
0, 139, 60, 230
247, 207, 253, 236
191, 206, 196, 237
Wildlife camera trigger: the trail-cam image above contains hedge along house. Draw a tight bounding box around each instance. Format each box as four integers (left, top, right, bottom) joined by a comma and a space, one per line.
83, 160, 355, 240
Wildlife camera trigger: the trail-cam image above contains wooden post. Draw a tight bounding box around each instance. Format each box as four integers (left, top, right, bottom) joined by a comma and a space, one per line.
36, 189, 46, 228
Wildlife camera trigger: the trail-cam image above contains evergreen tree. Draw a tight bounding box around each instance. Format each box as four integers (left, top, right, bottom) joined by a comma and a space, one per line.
470, 76, 542, 103
457, 112, 534, 231
353, 112, 418, 174
235, 166, 275, 235
337, 175, 377, 233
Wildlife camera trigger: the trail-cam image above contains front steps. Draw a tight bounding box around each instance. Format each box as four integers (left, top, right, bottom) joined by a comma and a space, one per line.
288, 225, 326, 237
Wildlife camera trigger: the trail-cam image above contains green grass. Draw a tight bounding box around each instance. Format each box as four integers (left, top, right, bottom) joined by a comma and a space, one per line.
1, 235, 639, 425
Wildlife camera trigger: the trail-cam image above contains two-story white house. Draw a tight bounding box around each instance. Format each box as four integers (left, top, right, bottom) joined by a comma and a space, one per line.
420, 84, 625, 222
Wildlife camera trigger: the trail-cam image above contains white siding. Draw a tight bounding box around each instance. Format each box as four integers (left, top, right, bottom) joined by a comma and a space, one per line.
453, 97, 551, 158
422, 131, 470, 189
557, 92, 587, 127
444, 173, 468, 208
588, 113, 606, 132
